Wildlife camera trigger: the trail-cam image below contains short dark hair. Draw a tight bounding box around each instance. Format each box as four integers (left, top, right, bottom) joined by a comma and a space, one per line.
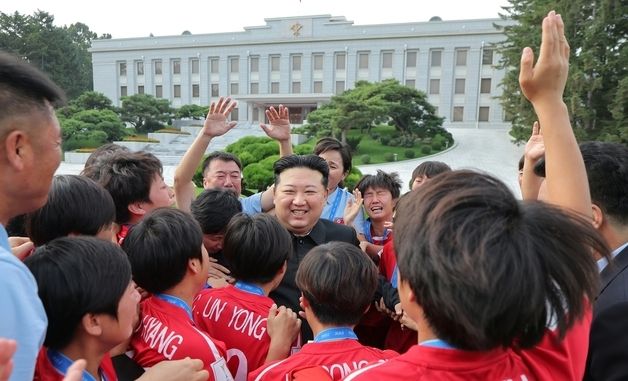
356, 170, 402, 199
25, 237, 131, 350
191, 189, 242, 234
313, 137, 352, 173
273, 155, 329, 189
122, 208, 203, 294
96, 151, 163, 224
296, 242, 378, 325
518, 155, 525, 172
202, 151, 242, 175
0, 52, 65, 134
81, 143, 131, 182
25, 175, 115, 246
394, 170, 608, 350
223, 213, 292, 283
410, 161, 452, 188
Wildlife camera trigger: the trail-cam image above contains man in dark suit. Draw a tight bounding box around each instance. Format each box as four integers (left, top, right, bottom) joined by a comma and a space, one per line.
582, 142, 628, 381
269, 155, 360, 345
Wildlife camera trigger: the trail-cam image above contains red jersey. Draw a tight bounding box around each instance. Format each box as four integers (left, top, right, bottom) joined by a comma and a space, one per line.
193, 285, 274, 381
131, 295, 233, 381
249, 339, 397, 381
344, 307, 593, 381
34, 347, 117, 381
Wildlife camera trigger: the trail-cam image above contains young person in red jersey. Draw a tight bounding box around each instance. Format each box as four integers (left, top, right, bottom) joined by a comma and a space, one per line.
345, 12, 610, 381
193, 213, 301, 380
249, 242, 398, 381
123, 208, 233, 380
26, 237, 140, 381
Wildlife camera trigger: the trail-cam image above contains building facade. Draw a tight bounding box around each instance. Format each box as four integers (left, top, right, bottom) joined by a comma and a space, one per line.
90, 15, 514, 128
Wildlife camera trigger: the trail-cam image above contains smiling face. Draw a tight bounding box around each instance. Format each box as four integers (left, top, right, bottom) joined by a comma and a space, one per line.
273, 167, 328, 235
203, 159, 242, 196
363, 186, 395, 222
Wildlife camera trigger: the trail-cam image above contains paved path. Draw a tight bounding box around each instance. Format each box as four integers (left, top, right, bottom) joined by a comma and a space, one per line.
57, 128, 524, 198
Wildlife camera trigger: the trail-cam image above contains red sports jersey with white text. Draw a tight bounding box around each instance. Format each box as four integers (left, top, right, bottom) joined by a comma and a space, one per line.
131, 296, 233, 381
248, 339, 397, 381
344, 306, 593, 381
194, 285, 274, 381
34, 347, 117, 381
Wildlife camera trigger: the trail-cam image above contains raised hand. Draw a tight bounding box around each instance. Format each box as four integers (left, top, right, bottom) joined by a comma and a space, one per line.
343, 189, 363, 226
203, 97, 238, 138
266, 304, 301, 361
260, 105, 291, 142
524, 121, 545, 162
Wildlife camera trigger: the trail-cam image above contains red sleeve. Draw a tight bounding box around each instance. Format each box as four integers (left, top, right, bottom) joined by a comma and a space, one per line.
379, 241, 397, 281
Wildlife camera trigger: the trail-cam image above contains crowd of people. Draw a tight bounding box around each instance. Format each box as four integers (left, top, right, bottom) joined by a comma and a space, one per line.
0, 11, 626, 381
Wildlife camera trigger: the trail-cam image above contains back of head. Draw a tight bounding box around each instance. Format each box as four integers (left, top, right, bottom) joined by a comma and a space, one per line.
26, 175, 115, 246
579, 141, 628, 226
410, 161, 452, 188
24, 236, 131, 350
81, 143, 131, 182
223, 213, 292, 283
296, 242, 378, 326
394, 170, 607, 350
191, 188, 242, 234
122, 208, 203, 294
97, 151, 163, 224
313, 137, 352, 173
356, 170, 402, 199
273, 154, 330, 189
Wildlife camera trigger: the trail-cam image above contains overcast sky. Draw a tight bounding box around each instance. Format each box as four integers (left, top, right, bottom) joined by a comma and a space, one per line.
6, 0, 510, 38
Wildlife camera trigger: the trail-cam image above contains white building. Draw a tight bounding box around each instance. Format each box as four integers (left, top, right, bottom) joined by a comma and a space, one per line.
90, 14, 514, 129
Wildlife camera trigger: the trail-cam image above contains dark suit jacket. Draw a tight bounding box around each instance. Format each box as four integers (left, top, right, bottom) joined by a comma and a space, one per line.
270, 218, 359, 342
584, 245, 628, 381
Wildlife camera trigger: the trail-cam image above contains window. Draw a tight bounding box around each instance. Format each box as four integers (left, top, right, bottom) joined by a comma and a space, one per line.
120, 86, 127, 97
292, 55, 302, 71
173, 85, 181, 98
482, 49, 494, 65
271, 82, 279, 94
192, 84, 200, 98
210, 58, 219, 74
154, 60, 162, 75
211, 83, 219, 97
250, 56, 259, 73
456, 49, 468, 66
231, 108, 239, 121
270, 56, 280, 72
454, 78, 465, 94
335, 53, 346, 70
453, 106, 464, 122
119, 62, 127, 76
155, 85, 163, 98
335, 80, 345, 95
480, 78, 492, 94
405, 79, 415, 88
136, 61, 144, 76
137, 85, 144, 94
406, 51, 417, 68
313, 54, 323, 70
382, 52, 393, 69
429, 79, 440, 95
358, 53, 369, 69
250, 82, 259, 94
173, 60, 181, 75
230, 57, 239, 73
252, 107, 260, 122
430, 50, 442, 67
313, 81, 323, 93
292, 82, 301, 93
479, 107, 490, 122
191, 59, 199, 74
230, 83, 239, 95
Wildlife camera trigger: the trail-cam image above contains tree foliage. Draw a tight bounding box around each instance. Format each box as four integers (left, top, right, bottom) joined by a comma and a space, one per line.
175, 104, 209, 120
119, 94, 173, 134
497, 0, 627, 143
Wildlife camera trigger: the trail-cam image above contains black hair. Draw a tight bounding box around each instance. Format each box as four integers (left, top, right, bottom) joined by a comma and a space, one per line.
5, 214, 27, 237
26, 175, 115, 245
518, 155, 525, 172
96, 151, 164, 224
202, 151, 243, 175
410, 161, 452, 189
296, 242, 378, 326
81, 143, 131, 182
25, 237, 131, 350
223, 213, 292, 283
273, 154, 329, 189
394, 170, 609, 350
356, 170, 402, 199
191, 189, 242, 234
122, 208, 203, 294
313, 137, 352, 173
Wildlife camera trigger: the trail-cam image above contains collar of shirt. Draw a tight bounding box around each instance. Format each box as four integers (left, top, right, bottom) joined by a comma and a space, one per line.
292, 219, 326, 245
597, 241, 628, 273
